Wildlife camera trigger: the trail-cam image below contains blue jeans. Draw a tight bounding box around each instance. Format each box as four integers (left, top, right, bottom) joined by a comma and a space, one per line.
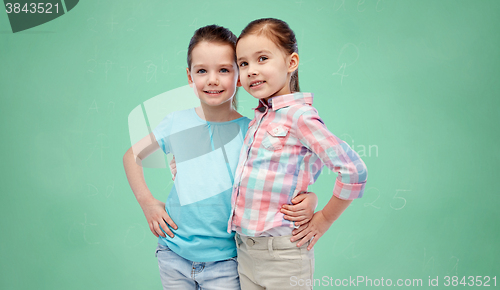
155, 243, 241, 290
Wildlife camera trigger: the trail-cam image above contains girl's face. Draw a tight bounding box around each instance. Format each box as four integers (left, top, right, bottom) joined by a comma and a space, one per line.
236, 34, 297, 101
187, 41, 239, 108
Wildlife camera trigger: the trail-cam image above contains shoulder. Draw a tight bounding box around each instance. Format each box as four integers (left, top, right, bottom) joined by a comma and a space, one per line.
233, 116, 251, 135
289, 105, 326, 137
240, 116, 252, 127
154, 108, 200, 135
283, 104, 320, 124
167, 108, 202, 126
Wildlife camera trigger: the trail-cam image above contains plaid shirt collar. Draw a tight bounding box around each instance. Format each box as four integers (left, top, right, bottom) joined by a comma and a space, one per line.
254, 92, 314, 112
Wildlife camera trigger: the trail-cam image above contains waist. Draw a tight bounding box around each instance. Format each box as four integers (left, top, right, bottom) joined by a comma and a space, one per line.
235, 233, 309, 250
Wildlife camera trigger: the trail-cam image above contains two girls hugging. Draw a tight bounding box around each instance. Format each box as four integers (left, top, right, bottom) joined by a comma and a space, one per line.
123, 18, 367, 290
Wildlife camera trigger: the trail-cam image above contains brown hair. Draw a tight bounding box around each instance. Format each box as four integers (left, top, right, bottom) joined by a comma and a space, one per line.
237, 18, 300, 92
187, 25, 238, 110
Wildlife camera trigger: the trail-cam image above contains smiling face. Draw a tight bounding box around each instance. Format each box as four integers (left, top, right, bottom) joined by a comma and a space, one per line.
236, 34, 298, 101
187, 41, 239, 108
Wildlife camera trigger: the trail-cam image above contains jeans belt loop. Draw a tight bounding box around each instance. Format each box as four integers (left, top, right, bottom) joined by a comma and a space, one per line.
268, 237, 277, 259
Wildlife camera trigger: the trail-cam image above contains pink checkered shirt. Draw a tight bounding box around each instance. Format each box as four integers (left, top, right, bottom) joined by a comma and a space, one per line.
228, 92, 368, 237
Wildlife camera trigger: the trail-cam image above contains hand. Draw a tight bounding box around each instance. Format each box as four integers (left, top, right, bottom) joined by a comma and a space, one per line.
290, 210, 332, 251
140, 197, 177, 238
280, 192, 318, 226
169, 156, 177, 181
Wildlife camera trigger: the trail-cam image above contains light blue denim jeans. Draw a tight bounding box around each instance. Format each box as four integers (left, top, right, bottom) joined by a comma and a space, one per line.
155, 243, 240, 290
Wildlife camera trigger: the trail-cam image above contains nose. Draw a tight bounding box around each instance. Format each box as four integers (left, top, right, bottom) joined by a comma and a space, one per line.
247, 64, 258, 77
207, 72, 219, 86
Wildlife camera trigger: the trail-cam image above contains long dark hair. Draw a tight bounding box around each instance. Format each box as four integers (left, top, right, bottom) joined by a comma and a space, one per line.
187, 25, 238, 110
237, 18, 300, 92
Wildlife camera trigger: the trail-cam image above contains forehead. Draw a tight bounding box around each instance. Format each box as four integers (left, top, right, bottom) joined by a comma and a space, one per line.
236, 34, 282, 56
191, 41, 236, 65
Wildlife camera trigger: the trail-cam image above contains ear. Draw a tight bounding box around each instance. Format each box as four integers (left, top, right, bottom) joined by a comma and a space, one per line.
236, 76, 242, 87
186, 68, 194, 87
287, 52, 299, 73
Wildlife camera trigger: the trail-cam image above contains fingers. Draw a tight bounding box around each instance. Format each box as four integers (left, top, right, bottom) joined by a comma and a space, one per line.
296, 231, 315, 248
149, 216, 177, 238
171, 169, 177, 181
281, 204, 305, 214
291, 193, 307, 205
307, 235, 320, 251
292, 223, 308, 236
292, 224, 308, 236
283, 214, 307, 222
281, 207, 305, 218
149, 222, 159, 238
169, 157, 177, 180
293, 218, 310, 226
164, 215, 178, 230
159, 213, 177, 238
159, 220, 174, 238
290, 225, 310, 243
153, 220, 167, 238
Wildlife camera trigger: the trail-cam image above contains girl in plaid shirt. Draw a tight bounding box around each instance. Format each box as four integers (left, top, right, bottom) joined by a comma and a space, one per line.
228, 18, 368, 289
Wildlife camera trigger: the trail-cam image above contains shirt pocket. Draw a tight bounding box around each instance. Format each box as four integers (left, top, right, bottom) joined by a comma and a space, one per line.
262, 124, 290, 151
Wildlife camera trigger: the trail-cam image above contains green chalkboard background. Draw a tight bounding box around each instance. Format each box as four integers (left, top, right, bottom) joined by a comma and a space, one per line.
1, 0, 499, 289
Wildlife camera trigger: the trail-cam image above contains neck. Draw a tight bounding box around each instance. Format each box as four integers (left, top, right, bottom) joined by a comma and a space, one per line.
196, 101, 240, 122
262, 81, 293, 102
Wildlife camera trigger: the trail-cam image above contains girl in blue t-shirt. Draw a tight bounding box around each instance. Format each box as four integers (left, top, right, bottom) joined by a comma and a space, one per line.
123, 25, 317, 290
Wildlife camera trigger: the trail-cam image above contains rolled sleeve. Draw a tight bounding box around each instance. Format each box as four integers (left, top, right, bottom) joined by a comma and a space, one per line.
295, 108, 367, 200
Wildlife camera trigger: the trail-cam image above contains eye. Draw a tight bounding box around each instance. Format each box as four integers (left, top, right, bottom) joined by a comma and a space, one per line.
220, 68, 230, 73
197, 69, 206, 74
258, 56, 268, 62
239, 61, 248, 67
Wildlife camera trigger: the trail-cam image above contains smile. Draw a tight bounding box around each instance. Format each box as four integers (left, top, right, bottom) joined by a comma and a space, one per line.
204, 90, 224, 94
250, 81, 265, 87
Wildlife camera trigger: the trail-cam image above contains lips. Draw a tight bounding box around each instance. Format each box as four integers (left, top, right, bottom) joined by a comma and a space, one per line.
249, 80, 265, 88
204, 90, 224, 94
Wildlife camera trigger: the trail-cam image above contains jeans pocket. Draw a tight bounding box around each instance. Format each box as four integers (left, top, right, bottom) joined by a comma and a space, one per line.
155, 243, 172, 257
275, 247, 301, 260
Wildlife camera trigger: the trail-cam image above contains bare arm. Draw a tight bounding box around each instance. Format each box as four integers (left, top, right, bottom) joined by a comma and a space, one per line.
123, 133, 177, 238
169, 158, 319, 244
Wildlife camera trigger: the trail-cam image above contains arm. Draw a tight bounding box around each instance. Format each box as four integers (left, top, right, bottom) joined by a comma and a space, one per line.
291, 108, 368, 250
123, 132, 178, 238
291, 196, 352, 250
170, 157, 317, 239
281, 192, 319, 247
169, 156, 317, 226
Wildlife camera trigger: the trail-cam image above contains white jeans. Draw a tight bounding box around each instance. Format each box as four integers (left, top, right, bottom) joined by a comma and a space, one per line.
235, 233, 315, 290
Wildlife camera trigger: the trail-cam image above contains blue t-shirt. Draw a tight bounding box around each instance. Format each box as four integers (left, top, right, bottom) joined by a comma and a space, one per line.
152, 108, 251, 262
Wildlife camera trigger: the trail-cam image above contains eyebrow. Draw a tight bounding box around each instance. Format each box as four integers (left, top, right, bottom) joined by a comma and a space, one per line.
192, 63, 234, 69
237, 50, 272, 62
255, 50, 272, 55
